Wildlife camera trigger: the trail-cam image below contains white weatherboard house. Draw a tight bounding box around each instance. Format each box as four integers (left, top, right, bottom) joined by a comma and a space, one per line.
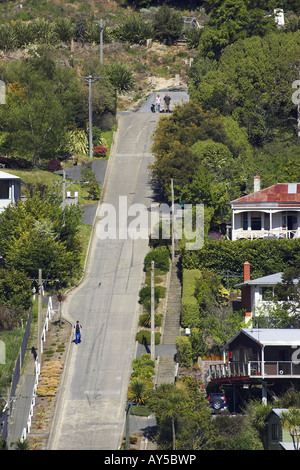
0, 170, 22, 213
235, 262, 300, 324
230, 176, 300, 240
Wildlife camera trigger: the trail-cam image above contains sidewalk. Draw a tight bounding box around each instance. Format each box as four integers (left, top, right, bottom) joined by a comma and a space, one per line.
7, 358, 36, 448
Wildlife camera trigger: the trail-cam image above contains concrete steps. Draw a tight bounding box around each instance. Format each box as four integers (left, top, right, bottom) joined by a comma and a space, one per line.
155, 254, 182, 386
156, 356, 178, 387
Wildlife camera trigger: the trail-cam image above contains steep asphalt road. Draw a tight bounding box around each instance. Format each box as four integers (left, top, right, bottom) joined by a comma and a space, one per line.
49, 111, 160, 450
49, 89, 189, 450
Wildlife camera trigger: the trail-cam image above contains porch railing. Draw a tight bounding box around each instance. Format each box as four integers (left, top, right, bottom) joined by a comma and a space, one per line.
234, 229, 299, 240
209, 361, 300, 380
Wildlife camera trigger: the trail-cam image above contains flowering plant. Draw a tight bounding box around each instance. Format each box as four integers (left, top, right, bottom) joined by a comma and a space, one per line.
93, 145, 107, 157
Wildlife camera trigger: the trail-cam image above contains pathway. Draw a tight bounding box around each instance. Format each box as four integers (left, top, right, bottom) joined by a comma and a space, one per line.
155, 251, 182, 386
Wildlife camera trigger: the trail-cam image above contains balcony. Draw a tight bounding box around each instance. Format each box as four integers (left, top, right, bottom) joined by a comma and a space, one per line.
234, 229, 299, 240
209, 361, 300, 380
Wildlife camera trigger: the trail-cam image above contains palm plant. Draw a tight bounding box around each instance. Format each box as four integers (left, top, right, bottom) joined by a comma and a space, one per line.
32, 19, 58, 45
13, 21, 35, 48
127, 377, 152, 405
107, 62, 135, 94
116, 14, 154, 45
160, 392, 185, 450
0, 25, 15, 51
280, 407, 300, 450
13, 438, 30, 450
54, 18, 74, 43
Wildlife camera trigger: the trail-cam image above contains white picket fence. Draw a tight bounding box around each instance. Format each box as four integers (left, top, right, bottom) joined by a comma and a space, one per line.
21, 296, 54, 441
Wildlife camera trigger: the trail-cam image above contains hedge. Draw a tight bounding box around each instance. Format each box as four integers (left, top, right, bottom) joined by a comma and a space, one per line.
182, 239, 300, 287
175, 336, 193, 368
181, 269, 201, 328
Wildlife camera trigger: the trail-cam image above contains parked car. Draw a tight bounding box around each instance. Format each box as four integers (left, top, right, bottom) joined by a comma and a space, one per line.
207, 393, 226, 412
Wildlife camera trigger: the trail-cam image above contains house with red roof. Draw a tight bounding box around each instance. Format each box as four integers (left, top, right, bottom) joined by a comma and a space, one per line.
230, 175, 300, 240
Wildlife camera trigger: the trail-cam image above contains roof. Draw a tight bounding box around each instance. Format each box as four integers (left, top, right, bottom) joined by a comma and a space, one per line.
235, 272, 283, 288
226, 328, 300, 347
266, 408, 289, 420
230, 183, 300, 206
279, 442, 296, 450
0, 170, 21, 180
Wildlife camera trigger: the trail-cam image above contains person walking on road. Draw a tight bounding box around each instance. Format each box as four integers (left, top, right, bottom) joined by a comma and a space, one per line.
155, 94, 161, 112
163, 93, 171, 112
74, 321, 82, 344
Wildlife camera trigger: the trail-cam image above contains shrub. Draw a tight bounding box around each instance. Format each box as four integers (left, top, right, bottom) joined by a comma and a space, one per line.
136, 329, 161, 345
48, 158, 62, 172
13, 21, 35, 48
54, 18, 74, 42
175, 336, 193, 368
93, 145, 107, 158
131, 354, 155, 379
144, 246, 170, 273
0, 25, 15, 51
152, 5, 183, 45
116, 15, 154, 45
139, 285, 160, 303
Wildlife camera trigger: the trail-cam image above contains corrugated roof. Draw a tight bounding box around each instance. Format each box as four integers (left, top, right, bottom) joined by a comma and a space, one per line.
230, 183, 300, 205
227, 328, 300, 346
235, 272, 283, 287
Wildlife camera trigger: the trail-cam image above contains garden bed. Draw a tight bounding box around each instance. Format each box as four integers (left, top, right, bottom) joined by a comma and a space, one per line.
27, 319, 72, 450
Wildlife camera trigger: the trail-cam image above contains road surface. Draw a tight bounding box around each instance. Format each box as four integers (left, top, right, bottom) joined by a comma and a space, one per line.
49, 111, 160, 450
49, 89, 189, 450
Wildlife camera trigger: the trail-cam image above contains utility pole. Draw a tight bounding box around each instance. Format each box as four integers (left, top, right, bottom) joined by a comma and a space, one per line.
94, 19, 104, 63
81, 75, 100, 160
62, 169, 66, 226
151, 260, 155, 361
171, 178, 175, 263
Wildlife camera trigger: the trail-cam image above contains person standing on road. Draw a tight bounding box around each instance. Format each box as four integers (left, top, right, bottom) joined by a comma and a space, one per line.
155, 94, 161, 112
74, 321, 82, 344
163, 93, 171, 112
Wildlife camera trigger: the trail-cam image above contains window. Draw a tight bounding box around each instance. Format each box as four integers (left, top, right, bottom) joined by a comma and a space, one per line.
260, 287, 273, 300
272, 423, 280, 441
0, 180, 9, 199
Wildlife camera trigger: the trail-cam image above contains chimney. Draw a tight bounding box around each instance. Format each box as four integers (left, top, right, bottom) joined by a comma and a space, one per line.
242, 262, 251, 320
243, 261, 250, 282
254, 173, 261, 192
